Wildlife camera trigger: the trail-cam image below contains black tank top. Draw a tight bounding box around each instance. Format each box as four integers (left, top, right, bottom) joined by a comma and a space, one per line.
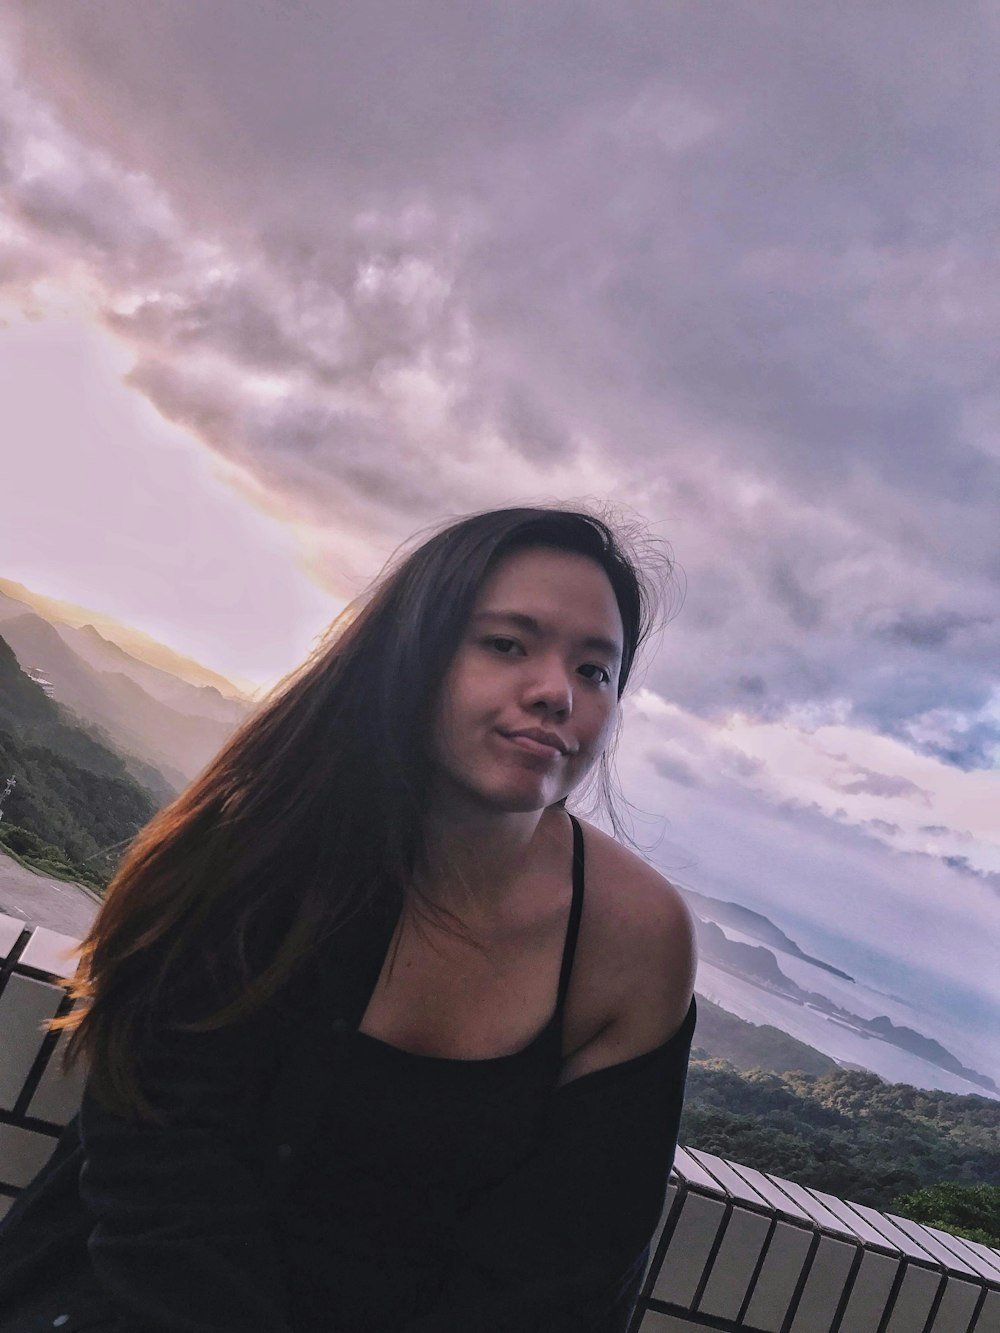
284, 815, 587, 1331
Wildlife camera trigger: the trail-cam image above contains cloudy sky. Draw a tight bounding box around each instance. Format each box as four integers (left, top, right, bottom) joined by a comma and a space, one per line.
1, 3, 998, 1069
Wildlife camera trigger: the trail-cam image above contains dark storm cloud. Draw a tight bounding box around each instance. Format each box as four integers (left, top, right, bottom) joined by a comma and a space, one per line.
768, 561, 825, 631
647, 750, 702, 790
3, 1, 1000, 763
492, 387, 572, 464
836, 767, 932, 803
916, 722, 1000, 773
736, 675, 767, 699
942, 855, 1000, 895
125, 356, 446, 523
882, 611, 993, 650
863, 819, 901, 837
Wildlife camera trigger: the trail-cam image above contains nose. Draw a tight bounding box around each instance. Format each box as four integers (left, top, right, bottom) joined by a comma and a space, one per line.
522, 654, 573, 718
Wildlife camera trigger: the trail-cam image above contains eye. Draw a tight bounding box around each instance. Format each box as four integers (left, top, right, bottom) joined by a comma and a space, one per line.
485, 636, 525, 656
578, 663, 612, 686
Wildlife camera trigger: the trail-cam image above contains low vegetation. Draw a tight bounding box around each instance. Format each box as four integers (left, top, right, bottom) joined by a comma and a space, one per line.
889, 1181, 1000, 1247
692, 995, 838, 1077
0, 820, 106, 889
0, 634, 160, 886
681, 1056, 1000, 1231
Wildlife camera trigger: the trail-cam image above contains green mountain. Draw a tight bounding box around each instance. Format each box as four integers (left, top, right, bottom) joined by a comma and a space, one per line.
57, 621, 247, 726
692, 916, 998, 1094
0, 609, 237, 789
681, 1057, 1000, 1211
692, 994, 838, 1076
0, 634, 160, 885
0, 578, 250, 700
681, 885, 855, 981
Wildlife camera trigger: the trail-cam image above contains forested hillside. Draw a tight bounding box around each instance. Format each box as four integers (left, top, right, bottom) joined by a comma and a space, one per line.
680, 1054, 1000, 1214
0, 610, 234, 789
692, 995, 838, 1076
0, 635, 160, 885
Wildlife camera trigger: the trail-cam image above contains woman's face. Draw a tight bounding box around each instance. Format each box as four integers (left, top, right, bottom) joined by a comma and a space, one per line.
429, 546, 625, 815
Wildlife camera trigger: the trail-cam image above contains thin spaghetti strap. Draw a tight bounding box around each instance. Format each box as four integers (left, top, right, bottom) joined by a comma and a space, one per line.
555, 814, 585, 1021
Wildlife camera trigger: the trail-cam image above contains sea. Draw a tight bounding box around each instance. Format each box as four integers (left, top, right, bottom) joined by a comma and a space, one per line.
695, 926, 1000, 1100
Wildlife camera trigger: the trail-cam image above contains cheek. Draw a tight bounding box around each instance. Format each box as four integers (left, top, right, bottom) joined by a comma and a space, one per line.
429, 662, 486, 755
566, 702, 617, 777
589, 698, 619, 750
427, 675, 458, 761
443, 656, 500, 721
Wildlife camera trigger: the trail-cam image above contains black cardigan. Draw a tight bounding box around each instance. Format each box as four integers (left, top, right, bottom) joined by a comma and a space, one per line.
0, 909, 696, 1333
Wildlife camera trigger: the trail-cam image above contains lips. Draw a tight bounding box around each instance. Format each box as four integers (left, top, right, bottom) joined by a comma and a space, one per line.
501, 728, 570, 757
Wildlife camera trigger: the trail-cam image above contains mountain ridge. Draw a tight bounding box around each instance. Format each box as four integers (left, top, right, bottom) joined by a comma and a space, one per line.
692, 915, 997, 1095
681, 885, 855, 981
1, 610, 239, 787
59, 621, 247, 726
0, 579, 252, 699
0, 634, 160, 882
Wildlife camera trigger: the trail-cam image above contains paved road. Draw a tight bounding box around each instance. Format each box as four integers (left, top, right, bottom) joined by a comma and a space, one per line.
0, 849, 101, 940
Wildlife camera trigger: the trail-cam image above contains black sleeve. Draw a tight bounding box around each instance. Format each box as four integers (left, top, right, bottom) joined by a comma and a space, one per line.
405, 997, 696, 1333
76, 1001, 294, 1333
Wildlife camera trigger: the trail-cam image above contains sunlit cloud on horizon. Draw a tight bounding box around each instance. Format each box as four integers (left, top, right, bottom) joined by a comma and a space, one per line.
0, 304, 343, 687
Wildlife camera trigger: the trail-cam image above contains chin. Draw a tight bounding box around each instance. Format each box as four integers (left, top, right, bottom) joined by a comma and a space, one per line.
497, 793, 554, 814
474, 779, 560, 814
433, 759, 565, 815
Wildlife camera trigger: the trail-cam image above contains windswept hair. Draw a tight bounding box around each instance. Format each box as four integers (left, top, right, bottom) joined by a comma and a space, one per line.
57, 506, 671, 1115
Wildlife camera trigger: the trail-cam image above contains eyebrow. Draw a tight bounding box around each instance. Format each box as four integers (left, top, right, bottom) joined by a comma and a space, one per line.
471, 610, 623, 665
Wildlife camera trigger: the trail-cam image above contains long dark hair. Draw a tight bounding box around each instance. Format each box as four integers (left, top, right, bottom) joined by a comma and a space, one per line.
58, 507, 668, 1113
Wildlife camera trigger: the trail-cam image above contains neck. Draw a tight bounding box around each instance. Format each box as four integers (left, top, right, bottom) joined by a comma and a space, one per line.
418, 794, 560, 919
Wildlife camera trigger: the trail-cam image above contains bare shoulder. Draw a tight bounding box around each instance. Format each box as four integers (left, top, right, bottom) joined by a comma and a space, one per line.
558, 819, 698, 1084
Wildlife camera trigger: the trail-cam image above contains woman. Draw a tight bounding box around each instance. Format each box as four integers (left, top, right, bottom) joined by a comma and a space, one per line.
0, 507, 697, 1332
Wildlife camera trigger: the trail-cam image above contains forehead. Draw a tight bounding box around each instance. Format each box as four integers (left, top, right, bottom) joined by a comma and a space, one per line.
473, 546, 624, 640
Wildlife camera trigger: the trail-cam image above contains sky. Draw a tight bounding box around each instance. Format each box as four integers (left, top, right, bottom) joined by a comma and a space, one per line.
1, 3, 998, 1070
